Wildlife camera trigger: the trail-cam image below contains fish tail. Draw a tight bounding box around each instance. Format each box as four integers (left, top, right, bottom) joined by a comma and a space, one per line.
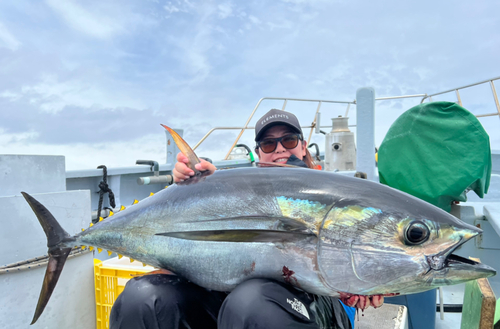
21, 192, 74, 325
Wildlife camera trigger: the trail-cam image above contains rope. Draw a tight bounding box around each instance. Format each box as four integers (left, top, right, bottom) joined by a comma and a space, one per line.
0, 248, 91, 275
96, 165, 116, 223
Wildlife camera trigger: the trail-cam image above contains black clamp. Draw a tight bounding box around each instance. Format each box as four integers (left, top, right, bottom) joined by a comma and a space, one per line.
95, 165, 116, 223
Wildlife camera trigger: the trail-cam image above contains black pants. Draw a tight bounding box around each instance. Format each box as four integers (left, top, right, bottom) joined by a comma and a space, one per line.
110, 274, 351, 329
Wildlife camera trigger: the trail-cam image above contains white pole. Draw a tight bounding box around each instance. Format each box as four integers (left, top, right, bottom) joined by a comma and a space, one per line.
356, 87, 376, 181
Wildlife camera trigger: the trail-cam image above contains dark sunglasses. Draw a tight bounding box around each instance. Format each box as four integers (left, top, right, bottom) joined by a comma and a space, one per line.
256, 134, 302, 153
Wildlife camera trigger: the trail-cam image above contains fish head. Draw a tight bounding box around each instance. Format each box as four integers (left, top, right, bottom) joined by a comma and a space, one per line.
317, 189, 496, 296
400, 211, 495, 290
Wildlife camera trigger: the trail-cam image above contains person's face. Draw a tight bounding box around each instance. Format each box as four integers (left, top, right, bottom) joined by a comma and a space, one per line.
256, 125, 307, 163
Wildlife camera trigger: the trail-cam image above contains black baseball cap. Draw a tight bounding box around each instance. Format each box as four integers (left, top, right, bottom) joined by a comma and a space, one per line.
254, 109, 303, 141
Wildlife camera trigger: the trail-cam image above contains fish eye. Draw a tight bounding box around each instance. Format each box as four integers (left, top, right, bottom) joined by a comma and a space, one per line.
404, 221, 430, 245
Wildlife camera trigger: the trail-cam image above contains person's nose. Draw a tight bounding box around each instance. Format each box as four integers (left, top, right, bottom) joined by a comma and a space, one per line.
275, 140, 286, 153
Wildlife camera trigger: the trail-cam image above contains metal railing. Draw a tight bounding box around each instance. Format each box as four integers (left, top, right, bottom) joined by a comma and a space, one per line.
218, 97, 356, 159
420, 76, 500, 118
192, 77, 500, 159
343, 94, 428, 117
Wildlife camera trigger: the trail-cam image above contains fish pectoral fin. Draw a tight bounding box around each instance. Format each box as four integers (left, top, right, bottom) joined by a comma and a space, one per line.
188, 216, 316, 235
156, 229, 316, 243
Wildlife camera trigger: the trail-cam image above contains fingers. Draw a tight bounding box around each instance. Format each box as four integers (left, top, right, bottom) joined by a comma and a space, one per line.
371, 295, 384, 308
341, 295, 359, 308
173, 162, 192, 183
173, 153, 217, 183
176, 152, 189, 163
340, 294, 385, 310
173, 153, 194, 183
359, 296, 370, 310
195, 160, 216, 174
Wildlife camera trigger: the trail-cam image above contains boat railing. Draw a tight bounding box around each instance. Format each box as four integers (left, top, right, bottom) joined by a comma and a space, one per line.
193, 95, 426, 159
420, 76, 500, 119
192, 97, 355, 154
193, 76, 499, 160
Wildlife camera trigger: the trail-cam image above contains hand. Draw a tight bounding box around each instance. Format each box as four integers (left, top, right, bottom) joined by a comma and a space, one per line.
173, 153, 217, 183
339, 293, 396, 310
341, 295, 383, 310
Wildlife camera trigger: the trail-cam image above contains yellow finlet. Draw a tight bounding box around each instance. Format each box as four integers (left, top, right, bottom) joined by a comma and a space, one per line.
149, 192, 154, 197
133, 199, 139, 205
142, 263, 147, 267
89, 246, 94, 251
107, 250, 112, 256
118, 254, 123, 259
99, 217, 103, 222
129, 258, 135, 263
97, 248, 102, 253
81, 245, 86, 250
81, 228, 85, 232
120, 205, 126, 211
109, 211, 114, 217
90, 222, 94, 227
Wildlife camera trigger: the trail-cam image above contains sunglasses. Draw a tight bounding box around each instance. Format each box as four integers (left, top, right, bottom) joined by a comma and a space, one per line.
256, 134, 302, 153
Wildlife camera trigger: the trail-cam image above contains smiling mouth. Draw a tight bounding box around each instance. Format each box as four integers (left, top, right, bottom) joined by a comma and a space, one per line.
274, 158, 288, 163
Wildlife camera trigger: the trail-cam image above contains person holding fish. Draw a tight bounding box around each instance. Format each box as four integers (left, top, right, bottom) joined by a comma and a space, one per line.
110, 109, 384, 329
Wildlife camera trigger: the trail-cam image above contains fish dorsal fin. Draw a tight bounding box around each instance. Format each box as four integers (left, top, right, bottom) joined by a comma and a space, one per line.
161, 124, 201, 174
156, 229, 316, 243
257, 162, 302, 168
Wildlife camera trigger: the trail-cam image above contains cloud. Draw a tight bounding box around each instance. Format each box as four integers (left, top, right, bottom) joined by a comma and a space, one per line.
7, 73, 147, 114
1, 0, 499, 171
218, 3, 233, 19
1, 102, 156, 144
45, 0, 127, 39
164, 4, 181, 14
0, 128, 39, 144
267, 20, 293, 31
163, 0, 194, 16
0, 90, 21, 102
248, 15, 261, 25
162, 2, 228, 84
0, 22, 21, 51
0, 132, 167, 170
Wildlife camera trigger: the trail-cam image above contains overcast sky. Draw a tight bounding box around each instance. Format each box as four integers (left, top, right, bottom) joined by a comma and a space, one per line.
0, 0, 499, 170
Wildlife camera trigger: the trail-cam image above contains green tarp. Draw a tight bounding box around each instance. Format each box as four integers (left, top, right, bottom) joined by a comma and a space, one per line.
378, 101, 491, 212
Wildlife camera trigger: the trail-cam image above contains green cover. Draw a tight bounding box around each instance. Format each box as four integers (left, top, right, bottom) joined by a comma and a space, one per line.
378, 101, 491, 212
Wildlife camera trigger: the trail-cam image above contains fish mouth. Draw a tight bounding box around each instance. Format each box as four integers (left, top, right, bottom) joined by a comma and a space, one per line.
443, 254, 496, 277
426, 233, 496, 279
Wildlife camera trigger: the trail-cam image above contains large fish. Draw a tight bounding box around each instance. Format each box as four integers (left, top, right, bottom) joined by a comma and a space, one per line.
23, 126, 495, 324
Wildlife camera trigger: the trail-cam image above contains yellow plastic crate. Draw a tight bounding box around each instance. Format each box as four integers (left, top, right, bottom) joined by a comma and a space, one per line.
94, 257, 155, 329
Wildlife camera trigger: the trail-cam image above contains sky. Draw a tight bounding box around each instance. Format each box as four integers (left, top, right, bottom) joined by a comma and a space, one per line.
0, 0, 499, 170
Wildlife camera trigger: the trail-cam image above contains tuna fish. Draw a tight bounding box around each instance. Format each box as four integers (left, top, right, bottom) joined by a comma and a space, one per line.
23, 126, 495, 324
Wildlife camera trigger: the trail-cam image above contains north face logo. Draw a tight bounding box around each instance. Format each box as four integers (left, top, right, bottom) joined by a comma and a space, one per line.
287, 298, 310, 319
